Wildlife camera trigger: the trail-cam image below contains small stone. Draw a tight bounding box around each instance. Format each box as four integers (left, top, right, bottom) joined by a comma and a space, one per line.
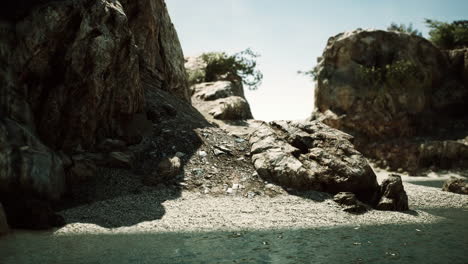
226, 188, 233, 194
144, 156, 181, 185
213, 149, 224, 156
175, 152, 186, 158
232, 183, 240, 190
192, 168, 204, 177
235, 138, 245, 143
198, 151, 207, 157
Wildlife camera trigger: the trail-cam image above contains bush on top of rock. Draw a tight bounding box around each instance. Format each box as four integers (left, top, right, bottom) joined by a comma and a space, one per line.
186, 49, 263, 90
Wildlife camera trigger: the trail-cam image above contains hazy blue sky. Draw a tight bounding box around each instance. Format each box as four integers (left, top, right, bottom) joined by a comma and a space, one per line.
166, 0, 467, 121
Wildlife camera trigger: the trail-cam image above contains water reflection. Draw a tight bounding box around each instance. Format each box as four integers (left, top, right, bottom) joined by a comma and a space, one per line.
0, 208, 466, 264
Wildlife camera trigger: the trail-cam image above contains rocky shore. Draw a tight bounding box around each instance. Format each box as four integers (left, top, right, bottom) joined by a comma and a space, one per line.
0, 1, 467, 263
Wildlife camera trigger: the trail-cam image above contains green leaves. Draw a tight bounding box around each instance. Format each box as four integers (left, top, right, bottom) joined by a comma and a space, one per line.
425, 19, 468, 49
201, 48, 263, 90
357, 60, 420, 87
387, 22, 422, 37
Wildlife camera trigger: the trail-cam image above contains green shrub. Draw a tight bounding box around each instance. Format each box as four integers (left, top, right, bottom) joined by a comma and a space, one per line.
425, 19, 468, 49
357, 60, 420, 87
387, 22, 422, 36
201, 48, 263, 90
297, 66, 320, 81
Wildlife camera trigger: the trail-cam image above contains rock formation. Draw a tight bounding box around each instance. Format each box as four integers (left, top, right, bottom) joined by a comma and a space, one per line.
0, 0, 189, 228
376, 174, 409, 211
185, 56, 253, 121
333, 192, 369, 214
249, 120, 380, 203
312, 29, 468, 172
248, 120, 409, 211
442, 177, 468, 195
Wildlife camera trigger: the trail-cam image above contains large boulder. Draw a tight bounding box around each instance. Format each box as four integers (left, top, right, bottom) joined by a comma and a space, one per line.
0, 0, 190, 229
186, 57, 253, 121
376, 174, 409, 211
249, 120, 380, 203
312, 29, 468, 172
314, 29, 466, 139
2, 0, 144, 151
442, 177, 468, 195
0, 119, 65, 200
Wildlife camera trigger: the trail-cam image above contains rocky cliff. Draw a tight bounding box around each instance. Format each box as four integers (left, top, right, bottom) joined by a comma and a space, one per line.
312, 29, 468, 172
0, 0, 189, 229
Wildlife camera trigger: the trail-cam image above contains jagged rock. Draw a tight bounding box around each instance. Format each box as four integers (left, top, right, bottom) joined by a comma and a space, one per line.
442, 177, 468, 195
376, 174, 409, 211
314, 29, 466, 139
144, 156, 181, 185
191, 81, 245, 101
120, 0, 190, 101
0, 202, 8, 235
312, 29, 468, 172
1, 0, 144, 151
1, 0, 191, 230
333, 192, 368, 214
208, 96, 253, 120
186, 55, 253, 121
249, 120, 380, 203
0, 119, 66, 200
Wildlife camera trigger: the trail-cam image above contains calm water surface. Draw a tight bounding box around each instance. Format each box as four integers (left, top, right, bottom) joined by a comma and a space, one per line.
0, 208, 467, 264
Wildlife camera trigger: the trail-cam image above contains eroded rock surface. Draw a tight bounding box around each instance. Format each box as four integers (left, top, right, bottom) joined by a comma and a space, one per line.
0, 0, 190, 229
376, 174, 409, 211
333, 192, 368, 214
249, 120, 380, 203
312, 29, 468, 172
186, 57, 253, 121
442, 177, 468, 195
120, 0, 190, 101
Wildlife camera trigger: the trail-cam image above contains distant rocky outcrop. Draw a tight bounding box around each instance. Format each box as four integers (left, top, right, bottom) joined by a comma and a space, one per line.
0, 0, 189, 228
185, 56, 253, 121
442, 177, 468, 195
312, 29, 468, 172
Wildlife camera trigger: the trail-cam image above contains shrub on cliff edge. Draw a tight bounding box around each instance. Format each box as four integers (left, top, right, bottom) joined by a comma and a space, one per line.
200, 48, 263, 90
425, 19, 468, 49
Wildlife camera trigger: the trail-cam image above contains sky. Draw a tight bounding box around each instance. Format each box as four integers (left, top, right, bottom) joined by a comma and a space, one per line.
166, 0, 468, 121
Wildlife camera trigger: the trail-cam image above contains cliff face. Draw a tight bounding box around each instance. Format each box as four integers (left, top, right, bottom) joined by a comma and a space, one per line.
121, 0, 190, 101
0, 0, 189, 227
313, 29, 468, 171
